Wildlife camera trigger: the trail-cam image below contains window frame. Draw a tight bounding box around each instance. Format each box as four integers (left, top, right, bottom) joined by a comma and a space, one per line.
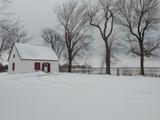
34, 62, 41, 71
12, 63, 15, 71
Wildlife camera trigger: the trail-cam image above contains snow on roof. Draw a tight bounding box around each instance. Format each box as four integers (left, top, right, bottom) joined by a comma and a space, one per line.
15, 43, 59, 61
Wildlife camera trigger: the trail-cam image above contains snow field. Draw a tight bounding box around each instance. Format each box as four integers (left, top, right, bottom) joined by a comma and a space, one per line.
0, 72, 160, 120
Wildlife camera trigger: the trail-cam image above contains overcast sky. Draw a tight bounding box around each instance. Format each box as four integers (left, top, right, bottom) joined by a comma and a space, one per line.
11, 0, 67, 44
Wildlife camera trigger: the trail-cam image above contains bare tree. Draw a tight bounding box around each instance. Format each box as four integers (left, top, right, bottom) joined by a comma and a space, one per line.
0, 19, 31, 59
116, 0, 160, 75
0, 0, 10, 15
85, 0, 117, 74
100, 33, 120, 74
41, 28, 65, 58
0, 0, 12, 58
0, 1, 31, 59
55, 0, 92, 72
0, 21, 11, 58
11, 19, 32, 43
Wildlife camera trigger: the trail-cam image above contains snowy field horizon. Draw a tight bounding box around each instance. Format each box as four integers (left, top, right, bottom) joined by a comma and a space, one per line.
0, 72, 160, 120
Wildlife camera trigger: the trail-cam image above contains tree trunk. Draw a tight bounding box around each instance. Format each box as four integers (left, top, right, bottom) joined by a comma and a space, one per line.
68, 59, 72, 73
105, 42, 111, 75
140, 42, 145, 76
140, 55, 144, 75
68, 52, 72, 73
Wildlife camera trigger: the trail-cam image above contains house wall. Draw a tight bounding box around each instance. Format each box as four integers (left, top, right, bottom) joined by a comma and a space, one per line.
8, 46, 59, 74
8, 46, 21, 74
19, 60, 59, 73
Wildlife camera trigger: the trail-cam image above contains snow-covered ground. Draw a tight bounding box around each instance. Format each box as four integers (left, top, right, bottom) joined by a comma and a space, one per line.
0, 72, 160, 120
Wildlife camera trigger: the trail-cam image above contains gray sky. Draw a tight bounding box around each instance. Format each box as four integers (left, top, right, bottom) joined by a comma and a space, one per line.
11, 0, 66, 44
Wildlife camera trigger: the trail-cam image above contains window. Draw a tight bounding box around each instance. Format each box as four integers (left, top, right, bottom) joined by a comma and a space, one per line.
12, 63, 15, 71
13, 54, 15, 58
34, 62, 40, 71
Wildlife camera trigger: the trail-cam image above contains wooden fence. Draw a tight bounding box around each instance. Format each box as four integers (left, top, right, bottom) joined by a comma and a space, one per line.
61, 67, 160, 77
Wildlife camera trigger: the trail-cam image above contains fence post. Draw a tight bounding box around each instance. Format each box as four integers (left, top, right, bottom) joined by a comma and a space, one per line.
117, 68, 120, 76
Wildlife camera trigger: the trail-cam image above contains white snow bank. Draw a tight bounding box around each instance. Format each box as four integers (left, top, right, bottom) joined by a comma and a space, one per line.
0, 72, 160, 120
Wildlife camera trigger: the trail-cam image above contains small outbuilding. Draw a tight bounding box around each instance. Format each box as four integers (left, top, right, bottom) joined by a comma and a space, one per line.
8, 43, 59, 74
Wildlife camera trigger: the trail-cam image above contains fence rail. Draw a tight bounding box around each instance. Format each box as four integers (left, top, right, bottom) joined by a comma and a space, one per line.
60, 67, 160, 77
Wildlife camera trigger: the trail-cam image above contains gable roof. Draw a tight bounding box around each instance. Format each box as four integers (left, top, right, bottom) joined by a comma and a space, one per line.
14, 43, 59, 61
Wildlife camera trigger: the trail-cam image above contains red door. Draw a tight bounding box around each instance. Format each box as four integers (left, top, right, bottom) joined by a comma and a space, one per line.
48, 63, 51, 72
12, 63, 15, 71
42, 63, 44, 71
42, 63, 51, 73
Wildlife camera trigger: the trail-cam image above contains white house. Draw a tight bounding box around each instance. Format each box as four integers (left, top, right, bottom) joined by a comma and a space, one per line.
8, 43, 59, 74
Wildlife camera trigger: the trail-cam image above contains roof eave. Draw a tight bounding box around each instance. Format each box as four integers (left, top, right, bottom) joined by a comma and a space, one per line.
20, 59, 59, 61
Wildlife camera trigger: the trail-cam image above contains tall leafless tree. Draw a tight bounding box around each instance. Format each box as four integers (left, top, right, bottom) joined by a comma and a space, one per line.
41, 28, 65, 58
0, 21, 11, 58
56, 0, 92, 72
116, 0, 160, 75
0, 0, 12, 58
0, 1, 31, 59
85, 0, 117, 74
11, 19, 32, 43
0, 20, 31, 58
